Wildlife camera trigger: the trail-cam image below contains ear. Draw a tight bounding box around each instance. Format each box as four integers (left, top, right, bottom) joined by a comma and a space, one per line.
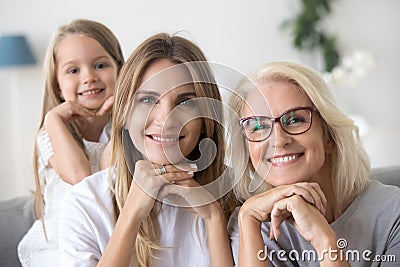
324, 138, 334, 154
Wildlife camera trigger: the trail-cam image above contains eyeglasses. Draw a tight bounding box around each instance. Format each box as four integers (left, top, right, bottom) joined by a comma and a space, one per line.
238, 106, 315, 142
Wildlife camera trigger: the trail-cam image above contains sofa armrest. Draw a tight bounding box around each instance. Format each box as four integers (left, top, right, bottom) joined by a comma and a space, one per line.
371, 165, 400, 187
0, 195, 35, 267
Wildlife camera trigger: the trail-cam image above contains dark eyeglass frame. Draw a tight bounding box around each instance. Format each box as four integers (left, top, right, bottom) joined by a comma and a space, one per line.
238, 106, 316, 142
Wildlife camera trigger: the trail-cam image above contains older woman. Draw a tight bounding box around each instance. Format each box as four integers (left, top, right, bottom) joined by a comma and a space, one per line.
227, 61, 400, 266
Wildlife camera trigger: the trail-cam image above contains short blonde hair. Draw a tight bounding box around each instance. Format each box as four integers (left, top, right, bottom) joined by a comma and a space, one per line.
228, 61, 370, 206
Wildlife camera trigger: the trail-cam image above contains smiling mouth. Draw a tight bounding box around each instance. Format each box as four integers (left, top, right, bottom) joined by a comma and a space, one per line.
79, 89, 104, 96
268, 153, 303, 164
147, 135, 183, 143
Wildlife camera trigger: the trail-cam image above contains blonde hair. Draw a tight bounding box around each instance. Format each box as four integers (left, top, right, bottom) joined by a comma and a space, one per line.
228, 61, 370, 206
109, 32, 232, 266
33, 19, 124, 223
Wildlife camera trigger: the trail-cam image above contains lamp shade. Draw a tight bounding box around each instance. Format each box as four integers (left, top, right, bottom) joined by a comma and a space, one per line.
0, 35, 36, 67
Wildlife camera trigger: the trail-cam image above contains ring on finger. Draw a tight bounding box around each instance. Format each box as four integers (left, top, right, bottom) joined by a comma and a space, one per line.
158, 165, 167, 175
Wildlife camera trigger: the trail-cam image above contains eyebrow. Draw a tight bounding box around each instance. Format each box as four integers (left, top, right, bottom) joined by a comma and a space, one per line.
135, 90, 197, 98
59, 55, 112, 69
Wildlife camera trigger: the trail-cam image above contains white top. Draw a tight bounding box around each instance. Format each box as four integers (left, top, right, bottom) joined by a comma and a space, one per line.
18, 122, 111, 267
59, 168, 210, 267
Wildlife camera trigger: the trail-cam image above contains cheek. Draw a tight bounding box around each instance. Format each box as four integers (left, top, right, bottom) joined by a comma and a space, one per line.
248, 142, 263, 165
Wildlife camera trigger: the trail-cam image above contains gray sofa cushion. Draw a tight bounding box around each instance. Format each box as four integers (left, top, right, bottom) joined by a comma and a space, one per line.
0, 195, 35, 267
371, 165, 400, 187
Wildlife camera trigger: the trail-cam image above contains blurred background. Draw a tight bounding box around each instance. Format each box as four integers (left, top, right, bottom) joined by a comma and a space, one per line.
0, 0, 399, 200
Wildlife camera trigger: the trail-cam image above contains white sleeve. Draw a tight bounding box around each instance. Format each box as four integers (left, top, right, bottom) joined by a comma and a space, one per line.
59, 189, 101, 267
36, 130, 54, 171
227, 207, 240, 267
59, 170, 115, 267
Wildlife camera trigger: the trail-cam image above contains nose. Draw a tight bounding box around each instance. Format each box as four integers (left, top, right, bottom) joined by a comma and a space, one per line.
151, 101, 180, 129
270, 122, 292, 148
82, 68, 98, 84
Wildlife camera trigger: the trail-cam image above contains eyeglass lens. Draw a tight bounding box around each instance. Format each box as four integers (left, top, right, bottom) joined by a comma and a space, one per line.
241, 108, 312, 141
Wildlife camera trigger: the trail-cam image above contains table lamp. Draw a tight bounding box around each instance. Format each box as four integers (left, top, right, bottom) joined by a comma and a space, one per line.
0, 34, 36, 196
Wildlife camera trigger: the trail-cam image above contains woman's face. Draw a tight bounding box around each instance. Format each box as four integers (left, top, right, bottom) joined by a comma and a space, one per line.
126, 59, 203, 165
242, 81, 333, 186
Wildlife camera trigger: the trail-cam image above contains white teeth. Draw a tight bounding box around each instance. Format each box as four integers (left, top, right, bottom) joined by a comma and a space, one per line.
80, 89, 102, 96
271, 154, 299, 164
152, 136, 179, 142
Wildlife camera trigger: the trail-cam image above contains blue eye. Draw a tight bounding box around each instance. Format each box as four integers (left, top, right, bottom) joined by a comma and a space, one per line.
138, 96, 157, 104
179, 98, 196, 106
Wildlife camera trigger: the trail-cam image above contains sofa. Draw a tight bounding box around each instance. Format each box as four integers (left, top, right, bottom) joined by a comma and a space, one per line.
1, 165, 399, 267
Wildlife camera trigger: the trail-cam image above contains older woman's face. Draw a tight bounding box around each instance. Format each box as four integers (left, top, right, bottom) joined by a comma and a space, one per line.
242, 81, 333, 187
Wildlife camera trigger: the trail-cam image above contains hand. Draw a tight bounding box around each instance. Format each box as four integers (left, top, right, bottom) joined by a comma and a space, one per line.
240, 182, 326, 222
239, 182, 327, 238
125, 160, 197, 221
95, 95, 114, 116
45, 100, 96, 125
157, 169, 223, 222
269, 194, 331, 242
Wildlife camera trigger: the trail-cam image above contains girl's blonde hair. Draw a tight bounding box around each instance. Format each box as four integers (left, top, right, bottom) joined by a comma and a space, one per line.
228, 61, 370, 206
33, 19, 124, 222
109, 32, 232, 266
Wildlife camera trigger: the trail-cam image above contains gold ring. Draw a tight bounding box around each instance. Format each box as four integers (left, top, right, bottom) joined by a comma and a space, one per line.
158, 165, 167, 175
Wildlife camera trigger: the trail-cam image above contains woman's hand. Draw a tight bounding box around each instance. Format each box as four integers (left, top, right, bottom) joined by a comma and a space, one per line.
239, 182, 326, 230
126, 160, 197, 221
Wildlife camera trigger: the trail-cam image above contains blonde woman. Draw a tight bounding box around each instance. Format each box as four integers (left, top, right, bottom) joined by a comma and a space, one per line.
227, 61, 400, 266
60, 33, 235, 266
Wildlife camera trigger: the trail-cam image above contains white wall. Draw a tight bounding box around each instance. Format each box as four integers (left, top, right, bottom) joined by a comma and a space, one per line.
0, 0, 399, 200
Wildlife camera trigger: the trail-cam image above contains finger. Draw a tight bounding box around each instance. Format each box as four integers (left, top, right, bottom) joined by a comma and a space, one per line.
162, 172, 195, 183
152, 163, 197, 177
163, 163, 198, 173
294, 183, 326, 214
270, 199, 294, 241
308, 182, 327, 213
283, 183, 325, 215
57, 102, 95, 122
96, 96, 114, 116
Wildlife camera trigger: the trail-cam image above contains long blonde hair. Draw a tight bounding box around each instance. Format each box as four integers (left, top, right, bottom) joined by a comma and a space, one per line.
228, 61, 370, 206
109, 33, 232, 266
33, 19, 124, 222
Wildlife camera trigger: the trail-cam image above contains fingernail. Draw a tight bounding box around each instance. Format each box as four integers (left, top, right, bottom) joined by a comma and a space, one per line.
188, 171, 194, 175
189, 164, 198, 169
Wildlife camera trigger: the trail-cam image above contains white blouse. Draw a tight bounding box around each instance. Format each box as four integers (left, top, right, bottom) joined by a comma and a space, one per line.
18, 122, 111, 267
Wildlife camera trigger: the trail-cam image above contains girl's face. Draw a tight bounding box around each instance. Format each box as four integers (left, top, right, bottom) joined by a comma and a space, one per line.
56, 34, 118, 111
126, 59, 203, 165
243, 82, 333, 187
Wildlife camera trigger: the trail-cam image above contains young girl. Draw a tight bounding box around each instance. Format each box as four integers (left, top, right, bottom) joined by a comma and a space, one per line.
17, 19, 124, 266
59, 33, 236, 267
227, 61, 400, 266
